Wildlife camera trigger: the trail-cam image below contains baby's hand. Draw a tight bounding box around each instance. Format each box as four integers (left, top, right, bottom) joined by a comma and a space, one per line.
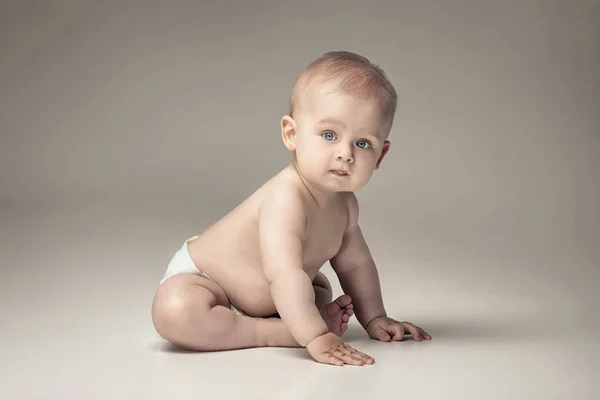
306, 332, 375, 366
366, 316, 432, 342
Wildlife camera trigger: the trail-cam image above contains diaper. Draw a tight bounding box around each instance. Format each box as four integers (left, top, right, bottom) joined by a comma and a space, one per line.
160, 236, 245, 316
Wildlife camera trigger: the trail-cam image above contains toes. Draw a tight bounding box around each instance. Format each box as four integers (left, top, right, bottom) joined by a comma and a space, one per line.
342, 314, 349, 323
324, 302, 341, 316
324, 295, 354, 318
326, 296, 351, 315
334, 295, 352, 308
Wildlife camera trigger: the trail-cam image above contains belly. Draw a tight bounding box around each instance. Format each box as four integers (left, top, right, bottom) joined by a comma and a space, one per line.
187, 217, 342, 316
188, 239, 273, 316
189, 242, 338, 317
220, 264, 275, 316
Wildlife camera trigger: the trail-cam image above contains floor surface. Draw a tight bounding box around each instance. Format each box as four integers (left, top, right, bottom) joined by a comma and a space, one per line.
1, 201, 598, 399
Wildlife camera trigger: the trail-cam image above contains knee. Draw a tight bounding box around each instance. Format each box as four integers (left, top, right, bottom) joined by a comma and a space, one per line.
151, 283, 208, 347
313, 271, 332, 292
313, 272, 333, 305
151, 286, 185, 340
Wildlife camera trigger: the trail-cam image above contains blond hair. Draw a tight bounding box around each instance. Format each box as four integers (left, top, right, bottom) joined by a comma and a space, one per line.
289, 51, 398, 133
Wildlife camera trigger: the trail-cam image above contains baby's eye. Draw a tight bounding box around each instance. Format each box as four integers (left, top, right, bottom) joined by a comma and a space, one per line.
356, 140, 371, 149
322, 132, 337, 141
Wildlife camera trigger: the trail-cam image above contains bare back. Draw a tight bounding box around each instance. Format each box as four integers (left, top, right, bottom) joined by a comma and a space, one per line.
187, 165, 349, 316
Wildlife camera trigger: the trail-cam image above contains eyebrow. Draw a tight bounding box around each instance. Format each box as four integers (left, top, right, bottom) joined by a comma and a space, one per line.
317, 118, 381, 141
317, 117, 346, 127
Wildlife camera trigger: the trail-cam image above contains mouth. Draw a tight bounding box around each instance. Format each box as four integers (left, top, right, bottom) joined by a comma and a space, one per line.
330, 169, 349, 177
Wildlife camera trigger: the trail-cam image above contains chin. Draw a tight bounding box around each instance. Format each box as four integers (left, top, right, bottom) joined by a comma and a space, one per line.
325, 181, 357, 193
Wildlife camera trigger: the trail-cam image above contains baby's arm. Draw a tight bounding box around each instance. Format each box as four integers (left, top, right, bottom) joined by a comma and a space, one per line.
331, 194, 432, 343
330, 193, 387, 329
258, 185, 328, 346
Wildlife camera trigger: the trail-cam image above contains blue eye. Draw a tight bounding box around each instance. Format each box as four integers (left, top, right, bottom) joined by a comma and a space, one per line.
322, 132, 336, 141
356, 140, 371, 149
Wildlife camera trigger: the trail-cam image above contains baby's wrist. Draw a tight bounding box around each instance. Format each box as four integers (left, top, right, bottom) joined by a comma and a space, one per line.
304, 329, 331, 347
364, 314, 388, 330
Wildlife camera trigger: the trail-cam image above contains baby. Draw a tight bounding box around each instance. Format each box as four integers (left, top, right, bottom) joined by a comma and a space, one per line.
151, 50, 431, 366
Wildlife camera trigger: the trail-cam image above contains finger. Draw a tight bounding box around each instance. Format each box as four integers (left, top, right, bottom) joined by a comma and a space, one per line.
322, 352, 344, 366
347, 346, 375, 365
354, 352, 375, 365
332, 348, 365, 366
338, 344, 369, 361
420, 328, 432, 340
344, 345, 375, 364
402, 323, 422, 341
390, 324, 406, 341
377, 326, 392, 342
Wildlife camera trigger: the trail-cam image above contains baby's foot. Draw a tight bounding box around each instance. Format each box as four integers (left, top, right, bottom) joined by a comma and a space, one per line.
318, 294, 354, 336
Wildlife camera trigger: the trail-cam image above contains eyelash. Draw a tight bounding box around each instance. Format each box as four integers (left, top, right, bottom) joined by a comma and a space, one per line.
321, 131, 371, 149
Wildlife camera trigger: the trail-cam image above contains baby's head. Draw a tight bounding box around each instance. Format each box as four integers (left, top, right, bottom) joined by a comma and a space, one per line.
281, 51, 398, 192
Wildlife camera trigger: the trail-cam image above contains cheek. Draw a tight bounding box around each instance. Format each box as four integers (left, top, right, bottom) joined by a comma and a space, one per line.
302, 138, 326, 157
357, 150, 378, 165
297, 137, 325, 164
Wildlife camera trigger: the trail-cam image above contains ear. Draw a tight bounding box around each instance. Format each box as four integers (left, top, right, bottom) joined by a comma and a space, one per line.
375, 140, 391, 169
281, 115, 298, 151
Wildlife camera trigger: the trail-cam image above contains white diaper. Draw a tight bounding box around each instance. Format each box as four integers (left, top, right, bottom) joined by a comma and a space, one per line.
160, 236, 245, 315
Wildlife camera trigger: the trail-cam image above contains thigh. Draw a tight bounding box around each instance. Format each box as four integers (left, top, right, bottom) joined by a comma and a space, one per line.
152, 273, 231, 330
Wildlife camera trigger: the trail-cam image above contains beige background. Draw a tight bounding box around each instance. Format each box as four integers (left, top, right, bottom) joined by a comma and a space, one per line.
1, 1, 599, 399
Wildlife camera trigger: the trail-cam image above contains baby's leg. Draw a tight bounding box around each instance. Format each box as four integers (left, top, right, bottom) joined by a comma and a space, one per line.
152, 273, 277, 350
312, 271, 334, 306
151, 272, 346, 351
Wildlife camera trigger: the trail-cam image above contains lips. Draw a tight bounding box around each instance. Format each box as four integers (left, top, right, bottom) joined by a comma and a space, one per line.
330, 169, 349, 176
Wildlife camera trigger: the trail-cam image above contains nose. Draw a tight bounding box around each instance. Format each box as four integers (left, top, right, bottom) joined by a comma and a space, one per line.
336, 144, 354, 164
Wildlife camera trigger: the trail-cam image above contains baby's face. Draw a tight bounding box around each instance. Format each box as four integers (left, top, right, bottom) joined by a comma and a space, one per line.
290, 81, 390, 192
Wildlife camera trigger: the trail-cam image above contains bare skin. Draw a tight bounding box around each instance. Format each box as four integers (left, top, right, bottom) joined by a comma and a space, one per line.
152, 166, 375, 365
152, 78, 432, 366
152, 271, 356, 349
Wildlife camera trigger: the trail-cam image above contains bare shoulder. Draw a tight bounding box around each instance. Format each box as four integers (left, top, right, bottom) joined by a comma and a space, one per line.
261, 168, 310, 210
